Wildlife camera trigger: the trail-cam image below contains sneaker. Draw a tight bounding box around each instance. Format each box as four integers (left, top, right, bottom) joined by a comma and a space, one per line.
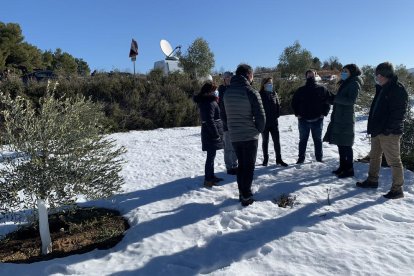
356, 179, 379, 189
337, 168, 354, 178
240, 196, 254, 207
203, 180, 216, 188
383, 189, 404, 199
296, 158, 304, 164
227, 168, 238, 175
213, 176, 224, 182
276, 159, 288, 167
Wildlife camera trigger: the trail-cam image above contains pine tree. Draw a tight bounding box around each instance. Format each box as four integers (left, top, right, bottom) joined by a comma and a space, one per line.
0, 85, 125, 254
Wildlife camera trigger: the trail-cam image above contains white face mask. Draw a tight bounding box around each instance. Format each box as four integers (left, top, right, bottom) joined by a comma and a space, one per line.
214, 90, 219, 97
264, 83, 273, 92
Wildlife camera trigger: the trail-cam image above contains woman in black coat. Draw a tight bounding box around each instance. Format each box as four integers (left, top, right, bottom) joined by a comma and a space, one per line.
193, 81, 224, 187
259, 77, 288, 167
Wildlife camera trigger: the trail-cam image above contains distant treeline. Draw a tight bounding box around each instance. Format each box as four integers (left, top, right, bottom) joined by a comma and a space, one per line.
0, 22, 90, 77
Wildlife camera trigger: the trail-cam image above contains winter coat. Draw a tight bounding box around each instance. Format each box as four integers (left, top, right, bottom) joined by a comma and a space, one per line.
218, 84, 229, 131
259, 89, 280, 128
367, 76, 408, 137
291, 79, 331, 120
223, 75, 266, 142
193, 94, 224, 151
323, 76, 362, 146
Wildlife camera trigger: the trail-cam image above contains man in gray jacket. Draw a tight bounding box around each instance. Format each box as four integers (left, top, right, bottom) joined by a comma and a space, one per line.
224, 64, 266, 206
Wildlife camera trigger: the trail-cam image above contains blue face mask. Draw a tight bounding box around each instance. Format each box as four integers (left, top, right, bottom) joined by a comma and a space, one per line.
264, 83, 273, 92
374, 76, 381, 85
341, 72, 349, 81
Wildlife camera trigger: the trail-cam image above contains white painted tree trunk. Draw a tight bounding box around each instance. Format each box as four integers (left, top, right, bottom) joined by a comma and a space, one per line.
37, 199, 52, 254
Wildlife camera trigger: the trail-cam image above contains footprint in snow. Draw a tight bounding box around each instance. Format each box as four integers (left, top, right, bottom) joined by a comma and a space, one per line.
293, 226, 327, 235
382, 213, 414, 223
343, 222, 376, 231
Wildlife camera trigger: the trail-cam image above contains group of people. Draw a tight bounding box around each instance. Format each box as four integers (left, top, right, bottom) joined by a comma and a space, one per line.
194, 62, 409, 206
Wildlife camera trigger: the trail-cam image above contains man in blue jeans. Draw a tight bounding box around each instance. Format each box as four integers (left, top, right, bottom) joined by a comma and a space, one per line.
291, 70, 330, 163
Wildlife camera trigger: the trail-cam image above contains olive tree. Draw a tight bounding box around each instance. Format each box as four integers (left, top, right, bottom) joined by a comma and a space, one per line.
0, 87, 125, 255
277, 41, 314, 78
179, 37, 215, 79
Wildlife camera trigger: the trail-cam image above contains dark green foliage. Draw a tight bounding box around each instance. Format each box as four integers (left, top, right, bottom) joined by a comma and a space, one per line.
0, 21, 90, 77
0, 72, 200, 132
357, 65, 376, 112
178, 37, 215, 79
277, 41, 314, 78
402, 109, 414, 171
273, 78, 303, 115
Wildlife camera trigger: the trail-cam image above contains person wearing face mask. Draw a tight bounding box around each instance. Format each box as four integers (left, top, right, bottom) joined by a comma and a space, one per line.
259, 77, 288, 167
292, 70, 331, 164
323, 64, 362, 178
224, 64, 265, 206
193, 81, 224, 187
356, 62, 408, 199
218, 71, 238, 175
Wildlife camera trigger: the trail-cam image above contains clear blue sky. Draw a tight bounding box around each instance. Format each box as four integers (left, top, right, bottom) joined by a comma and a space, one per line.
1, 0, 413, 74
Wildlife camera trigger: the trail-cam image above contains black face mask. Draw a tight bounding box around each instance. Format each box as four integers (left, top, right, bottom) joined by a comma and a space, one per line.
306, 77, 316, 84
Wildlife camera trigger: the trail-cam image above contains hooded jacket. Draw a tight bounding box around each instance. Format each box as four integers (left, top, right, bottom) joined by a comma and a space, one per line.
259, 88, 280, 128
223, 75, 266, 142
367, 76, 408, 137
193, 94, 224, 151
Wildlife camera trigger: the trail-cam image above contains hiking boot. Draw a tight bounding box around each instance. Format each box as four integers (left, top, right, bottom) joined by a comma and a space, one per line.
213, 176, 224, 182
240, 196, 255, 207
383, 189, 404, 199
227, 168, 238, 175
296, 158, 304, 164
276, 159, 288, 167
337, 168, 354, 178
356, 179, 379, 189
203, 180, 216, 188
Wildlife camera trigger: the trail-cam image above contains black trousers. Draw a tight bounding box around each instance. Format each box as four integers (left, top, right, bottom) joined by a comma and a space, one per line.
338, 145, 353, 169
232, 140, 258, 198
262, 124, 282, 160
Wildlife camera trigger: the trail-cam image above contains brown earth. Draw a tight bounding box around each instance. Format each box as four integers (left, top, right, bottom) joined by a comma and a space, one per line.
0, 207, 129, 263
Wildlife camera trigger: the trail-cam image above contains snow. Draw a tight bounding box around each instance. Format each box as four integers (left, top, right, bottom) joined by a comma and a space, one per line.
1, 114, 414, 276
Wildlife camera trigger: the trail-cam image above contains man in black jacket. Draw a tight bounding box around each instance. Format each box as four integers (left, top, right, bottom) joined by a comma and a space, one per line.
218, 71, 238, 175
291, 70, 330, 163
224, 64, 265, 206
356, 62, 408, 199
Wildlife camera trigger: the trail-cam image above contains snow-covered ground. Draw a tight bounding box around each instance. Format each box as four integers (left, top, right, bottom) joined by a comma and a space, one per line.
1, 113, 413, 276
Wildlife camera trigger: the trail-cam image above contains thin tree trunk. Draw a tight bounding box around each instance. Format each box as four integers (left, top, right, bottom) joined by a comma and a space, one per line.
38, 199, 52, 254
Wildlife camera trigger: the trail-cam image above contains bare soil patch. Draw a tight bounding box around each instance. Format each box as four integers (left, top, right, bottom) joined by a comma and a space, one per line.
0, 207, 129, 263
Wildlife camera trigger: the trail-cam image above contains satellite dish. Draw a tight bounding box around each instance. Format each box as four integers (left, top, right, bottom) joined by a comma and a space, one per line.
160, 39, 173, 57
160, 39, 181, 60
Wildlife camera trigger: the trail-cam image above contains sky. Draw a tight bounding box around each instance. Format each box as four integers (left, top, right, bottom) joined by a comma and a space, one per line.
1, 113, 414, 275
1, 0, 414, 74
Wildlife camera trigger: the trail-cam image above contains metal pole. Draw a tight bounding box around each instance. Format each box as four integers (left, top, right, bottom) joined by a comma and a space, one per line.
133, 60, 135, 75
